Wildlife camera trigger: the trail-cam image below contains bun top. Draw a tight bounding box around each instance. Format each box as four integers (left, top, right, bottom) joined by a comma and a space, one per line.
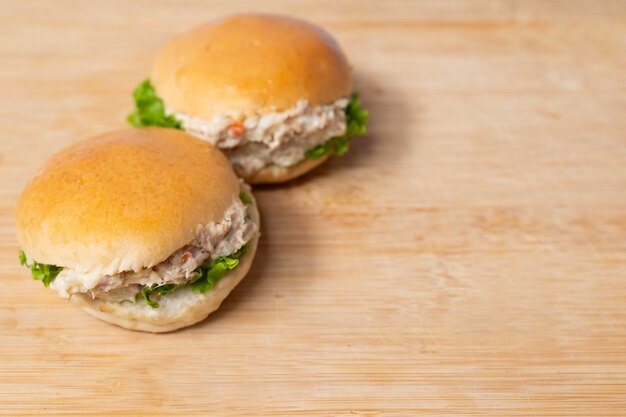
152, 13, 353, 120
16, 128, 240, 275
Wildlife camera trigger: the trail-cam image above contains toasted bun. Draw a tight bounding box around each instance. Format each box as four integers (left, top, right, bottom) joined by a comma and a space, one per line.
16, 128, 240, 276
152, 13, 352, 120
241, 156, 329, 184
73, 185, 260, 333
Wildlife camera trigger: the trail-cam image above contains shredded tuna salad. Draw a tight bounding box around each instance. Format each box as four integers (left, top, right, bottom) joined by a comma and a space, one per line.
172, 98, 349, 176
48, 197, 257, 303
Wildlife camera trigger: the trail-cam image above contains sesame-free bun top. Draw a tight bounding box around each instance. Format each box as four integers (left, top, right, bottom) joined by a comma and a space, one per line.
152, 13, 353, 120
16, 128, 240, 275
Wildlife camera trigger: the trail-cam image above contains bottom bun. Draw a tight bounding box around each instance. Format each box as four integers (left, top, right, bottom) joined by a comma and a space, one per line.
72, 188, 260, 333
241, 156, 328, 185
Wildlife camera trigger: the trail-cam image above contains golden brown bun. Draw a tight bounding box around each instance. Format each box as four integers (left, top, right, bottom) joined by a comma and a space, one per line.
152, 13, 352, 120
74, 184, 260, 333
16, 128, 240, 275
241, 157, 329, 184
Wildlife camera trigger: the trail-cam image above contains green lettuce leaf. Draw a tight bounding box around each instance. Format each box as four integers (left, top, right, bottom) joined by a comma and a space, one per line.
136, 283, 181, 309
18, 250, 63, 287
305, 92, 369, 159
190, 244, 249, 294
138, 286, 160, 308
127, 79, 182, 129
153, 284, 178, 296
137, 244, 250, 308
239, 192, 253, 205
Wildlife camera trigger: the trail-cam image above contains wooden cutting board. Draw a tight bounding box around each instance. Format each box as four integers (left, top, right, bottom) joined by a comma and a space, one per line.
1, 1, 625, 415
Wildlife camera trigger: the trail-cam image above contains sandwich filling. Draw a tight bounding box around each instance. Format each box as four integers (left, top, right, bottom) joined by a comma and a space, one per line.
127, 80, 369, 176
173, 98, 348, 176
19, 190, 258, 309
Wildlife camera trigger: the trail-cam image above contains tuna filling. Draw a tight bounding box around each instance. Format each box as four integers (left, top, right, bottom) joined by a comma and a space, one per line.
172, 98, 349, 176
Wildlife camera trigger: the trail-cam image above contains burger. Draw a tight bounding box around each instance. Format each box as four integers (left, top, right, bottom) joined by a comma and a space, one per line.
16, 128, 260, 333
127, 13, 368, 184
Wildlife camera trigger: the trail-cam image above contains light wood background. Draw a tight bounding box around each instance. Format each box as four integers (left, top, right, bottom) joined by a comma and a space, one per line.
1, 0, 625, 415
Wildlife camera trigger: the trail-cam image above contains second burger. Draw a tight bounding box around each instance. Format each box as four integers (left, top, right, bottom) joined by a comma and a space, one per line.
128, 13, 369, 184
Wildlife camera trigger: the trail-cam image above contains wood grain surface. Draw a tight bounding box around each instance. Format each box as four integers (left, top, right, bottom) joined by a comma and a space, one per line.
1, 0, 626, 415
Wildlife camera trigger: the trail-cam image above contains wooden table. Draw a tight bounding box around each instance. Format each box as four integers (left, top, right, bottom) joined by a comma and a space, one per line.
1, 1, 625, 415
